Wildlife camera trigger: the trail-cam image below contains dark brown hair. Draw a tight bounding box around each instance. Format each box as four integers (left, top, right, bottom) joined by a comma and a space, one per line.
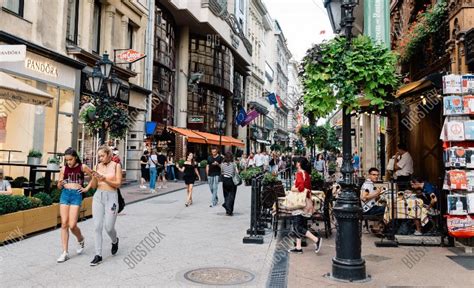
224, 152, 234, 163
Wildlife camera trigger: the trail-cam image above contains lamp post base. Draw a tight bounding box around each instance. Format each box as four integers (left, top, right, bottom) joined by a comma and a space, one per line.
331, 257, 368, 282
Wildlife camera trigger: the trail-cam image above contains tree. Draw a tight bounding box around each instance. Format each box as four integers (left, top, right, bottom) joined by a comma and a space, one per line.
300, 35, 399, 117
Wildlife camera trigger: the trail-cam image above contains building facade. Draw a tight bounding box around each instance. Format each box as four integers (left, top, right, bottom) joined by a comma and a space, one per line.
0, 0, 86, 178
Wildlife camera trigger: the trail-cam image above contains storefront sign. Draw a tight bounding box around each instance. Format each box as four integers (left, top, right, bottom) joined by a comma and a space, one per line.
188, 115, 204, 124
25, 57, 58, 78
117, 49, 146, 63
0, 52, 76, 89
465, 29, 474, 65
447, 215, 474, 238
0, 45, 26, 62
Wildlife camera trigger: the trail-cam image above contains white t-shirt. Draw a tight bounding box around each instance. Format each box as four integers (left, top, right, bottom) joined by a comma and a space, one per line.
255, 154, 264, 167
148, 154, 158, 168
395, 152, 414, 177
360, 179, 377, 212
0, 180, 11, 191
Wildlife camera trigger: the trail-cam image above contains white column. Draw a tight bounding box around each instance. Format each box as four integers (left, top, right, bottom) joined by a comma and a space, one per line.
81, 0, 94, 49
176, 26, 190, 128
103, 5, 116, 55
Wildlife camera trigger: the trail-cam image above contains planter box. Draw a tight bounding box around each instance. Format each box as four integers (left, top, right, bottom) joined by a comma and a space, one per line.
82, 197, 93, 217
0, 211, 25, 243
47, 163, 59, 170
27, 157, 41, 165
23, 204, 59, 235
199, 167, 207, 182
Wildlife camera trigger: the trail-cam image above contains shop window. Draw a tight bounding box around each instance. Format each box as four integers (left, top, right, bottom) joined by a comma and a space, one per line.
131, 134, 137, 139
3, 0, 24, 17
66, 0, 79, 44
92, 0, 102, 54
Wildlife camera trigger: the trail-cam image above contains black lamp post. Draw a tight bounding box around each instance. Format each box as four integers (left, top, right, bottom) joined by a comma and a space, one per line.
324, 0, 367, 282
88, 52, 121, 145
217, 95, 225, 154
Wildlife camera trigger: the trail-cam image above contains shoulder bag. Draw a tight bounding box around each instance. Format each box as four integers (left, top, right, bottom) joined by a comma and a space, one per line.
114, 162, 125, 213
232, 163, 242, 186
283, 171, 307, 210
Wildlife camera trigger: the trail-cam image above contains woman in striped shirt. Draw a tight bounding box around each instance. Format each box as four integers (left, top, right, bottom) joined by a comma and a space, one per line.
221, 152, 239, 216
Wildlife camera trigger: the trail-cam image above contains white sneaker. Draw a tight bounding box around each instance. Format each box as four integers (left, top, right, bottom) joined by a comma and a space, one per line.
77, 238, 85, 254
150, 189, 155, 193
157, 186, 162, 189
414, 231, 422, 236
57, 251, 69, 263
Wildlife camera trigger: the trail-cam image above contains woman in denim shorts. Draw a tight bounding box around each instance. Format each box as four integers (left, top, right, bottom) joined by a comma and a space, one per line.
56, 148, 95, 263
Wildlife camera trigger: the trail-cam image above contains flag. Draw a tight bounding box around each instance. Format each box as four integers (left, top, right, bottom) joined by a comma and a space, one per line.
276, 94, 283, 108
235, 106, 247, 126
267, 92, 277, 105
242, 110, 260, 126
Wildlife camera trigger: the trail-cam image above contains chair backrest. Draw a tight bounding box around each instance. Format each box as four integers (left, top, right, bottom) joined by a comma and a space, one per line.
11, 188, 24, 196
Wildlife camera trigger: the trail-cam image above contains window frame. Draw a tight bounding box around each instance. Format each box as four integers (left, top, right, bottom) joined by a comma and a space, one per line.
66, 0, 80, 45
3, 0, 24, 17
92, 0, 102, 54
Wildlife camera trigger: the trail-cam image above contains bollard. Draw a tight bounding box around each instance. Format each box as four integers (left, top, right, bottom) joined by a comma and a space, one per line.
243, 177, 264, 244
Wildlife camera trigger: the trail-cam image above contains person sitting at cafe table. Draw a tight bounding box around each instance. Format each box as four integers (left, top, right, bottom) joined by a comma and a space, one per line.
360, 168, 385, 216
0, 169, 12, 195
410, 177, 439, 210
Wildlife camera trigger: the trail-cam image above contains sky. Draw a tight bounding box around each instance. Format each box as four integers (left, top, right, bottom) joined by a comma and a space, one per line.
263, 0, 334, 62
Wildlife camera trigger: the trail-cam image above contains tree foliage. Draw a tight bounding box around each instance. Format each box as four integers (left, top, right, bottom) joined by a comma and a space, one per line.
300, 35, 399, 117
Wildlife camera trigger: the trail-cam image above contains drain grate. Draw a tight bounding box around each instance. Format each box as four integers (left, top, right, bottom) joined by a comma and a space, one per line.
363, 254, 391, 262
184, 267, 255, 285
266, 232, 289, 288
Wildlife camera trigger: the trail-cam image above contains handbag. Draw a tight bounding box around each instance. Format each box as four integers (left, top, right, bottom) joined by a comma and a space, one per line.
232, 163, 242, 186
117, 188, 125, 213
282, 171, 308, 210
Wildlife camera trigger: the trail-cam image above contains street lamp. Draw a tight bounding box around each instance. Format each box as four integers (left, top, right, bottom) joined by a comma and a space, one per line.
88, 52, 121, 145
324, 0, 367, 282
217, 96, 225, 154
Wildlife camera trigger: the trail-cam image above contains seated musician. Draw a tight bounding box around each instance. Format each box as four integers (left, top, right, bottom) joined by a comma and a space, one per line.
360, 168, 385, 216
0, 169, 12, 195
410, 177, 438, 210
410, 177, 438, 236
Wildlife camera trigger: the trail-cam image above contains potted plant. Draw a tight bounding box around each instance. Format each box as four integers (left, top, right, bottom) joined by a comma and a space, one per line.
79, 103, 97, 123
311, 170, 324, 190
261, 173, 285, 209
27, 149, 42, 165
47, 157, 60, 170
198, 160, 208, 182
239, 167, 260, 186
328, 162, 337, 175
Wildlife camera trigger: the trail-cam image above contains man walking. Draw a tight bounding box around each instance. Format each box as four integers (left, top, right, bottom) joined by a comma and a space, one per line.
255, 150, 264, 171
207, 148, 223, 207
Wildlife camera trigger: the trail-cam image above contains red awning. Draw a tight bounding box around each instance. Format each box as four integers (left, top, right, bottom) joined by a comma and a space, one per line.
167, 127, 207, 144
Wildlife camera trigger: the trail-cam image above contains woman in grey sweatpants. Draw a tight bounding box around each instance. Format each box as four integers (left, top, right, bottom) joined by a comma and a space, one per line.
90, 146, 123, 266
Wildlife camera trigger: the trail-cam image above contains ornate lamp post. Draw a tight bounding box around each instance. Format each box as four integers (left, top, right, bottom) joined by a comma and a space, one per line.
323, 0, 367, 282
88, 53, 121, 145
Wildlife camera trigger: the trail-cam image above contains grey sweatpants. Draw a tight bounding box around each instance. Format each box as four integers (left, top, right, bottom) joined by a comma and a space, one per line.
93, 190, 118, 256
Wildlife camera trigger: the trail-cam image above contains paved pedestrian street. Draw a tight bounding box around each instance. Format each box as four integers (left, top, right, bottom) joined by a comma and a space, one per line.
0, 184, 277, 287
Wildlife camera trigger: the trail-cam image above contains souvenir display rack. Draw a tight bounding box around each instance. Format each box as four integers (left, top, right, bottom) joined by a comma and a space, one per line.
441, 74, 474, 239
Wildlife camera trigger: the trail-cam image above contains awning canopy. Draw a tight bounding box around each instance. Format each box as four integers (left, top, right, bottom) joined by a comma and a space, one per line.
167, 126, 206, 144
222, 136, 245, 147
256, 139, 271, 145
395, 73, 442, 99
168, 127, 245, 147
0, 71, 53, 107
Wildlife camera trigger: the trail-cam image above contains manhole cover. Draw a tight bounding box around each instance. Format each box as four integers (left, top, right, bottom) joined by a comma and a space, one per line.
184, 267, 255, 285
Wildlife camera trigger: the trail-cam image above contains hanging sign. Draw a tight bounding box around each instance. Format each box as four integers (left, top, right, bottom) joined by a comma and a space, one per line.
188, 115, 204, 124
116, 49, 146, 63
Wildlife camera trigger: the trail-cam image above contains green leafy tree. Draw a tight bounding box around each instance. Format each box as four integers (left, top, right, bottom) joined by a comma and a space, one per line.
301, 35, 399, 117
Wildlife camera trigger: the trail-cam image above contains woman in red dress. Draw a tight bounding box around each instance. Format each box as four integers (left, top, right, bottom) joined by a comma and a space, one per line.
288, 157, 322, 254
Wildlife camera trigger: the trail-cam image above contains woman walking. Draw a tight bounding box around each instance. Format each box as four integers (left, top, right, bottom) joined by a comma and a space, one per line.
148, 148, 159, 193
166, 151, 177, 182
288, 157, 322, 254
139, 150, 149, 189
314, 153, 326, 175
90, 145, 122, 266
56, 148, 95, 263
177, 153, 201, 206
221, 152, 239, 216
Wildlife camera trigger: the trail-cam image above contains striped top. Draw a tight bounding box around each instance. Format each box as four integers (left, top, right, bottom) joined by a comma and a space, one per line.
221, 162, 236, 177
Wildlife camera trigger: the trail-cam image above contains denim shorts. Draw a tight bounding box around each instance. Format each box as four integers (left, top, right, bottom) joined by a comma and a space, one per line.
59, 188, 82, 206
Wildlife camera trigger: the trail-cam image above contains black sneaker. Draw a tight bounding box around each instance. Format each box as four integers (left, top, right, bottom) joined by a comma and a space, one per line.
314, 237, 322, 254
90, 255, 102, 266
287, 248, 303, 254
111, 238, 119, 255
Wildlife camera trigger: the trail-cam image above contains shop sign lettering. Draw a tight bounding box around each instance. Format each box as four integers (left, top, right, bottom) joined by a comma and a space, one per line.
25, 58, 59, 78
